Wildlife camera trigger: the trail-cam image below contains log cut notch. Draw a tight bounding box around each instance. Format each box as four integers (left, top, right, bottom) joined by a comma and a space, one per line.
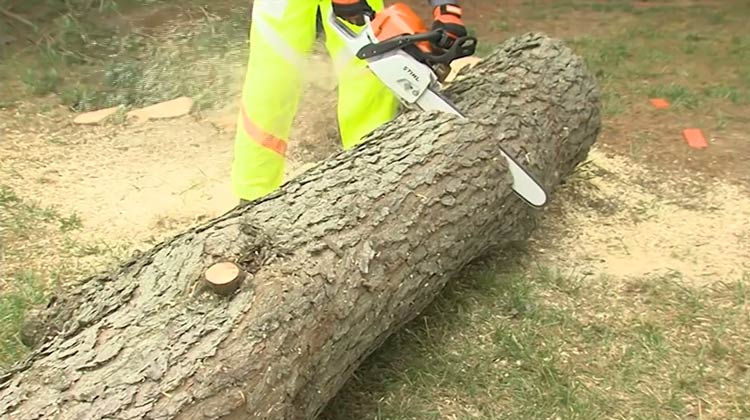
0, 33, 601, 420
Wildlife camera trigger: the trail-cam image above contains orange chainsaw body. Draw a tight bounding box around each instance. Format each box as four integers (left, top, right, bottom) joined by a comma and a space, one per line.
370, 3, 434, 54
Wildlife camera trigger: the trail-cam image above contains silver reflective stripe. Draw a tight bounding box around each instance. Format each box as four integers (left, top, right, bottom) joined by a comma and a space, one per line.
253, 0, 289, 20
253, 16, 307, 69
330, 48, 372, 79
331, 48, 354, 75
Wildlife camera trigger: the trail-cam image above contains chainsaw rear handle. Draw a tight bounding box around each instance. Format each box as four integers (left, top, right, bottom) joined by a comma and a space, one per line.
427, 34, 478, 64
327, 10, 477, 66
356, 31, 477, 65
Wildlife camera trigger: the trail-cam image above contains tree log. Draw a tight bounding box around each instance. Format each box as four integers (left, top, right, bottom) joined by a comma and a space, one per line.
0, 33, 601, 420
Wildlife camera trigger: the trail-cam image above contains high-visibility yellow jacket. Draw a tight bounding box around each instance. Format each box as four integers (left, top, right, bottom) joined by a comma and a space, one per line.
232, 0, 460, 202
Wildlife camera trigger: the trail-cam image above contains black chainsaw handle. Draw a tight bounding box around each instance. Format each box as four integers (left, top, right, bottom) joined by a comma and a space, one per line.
423, 35, 477, 64
356, 30, 477, 64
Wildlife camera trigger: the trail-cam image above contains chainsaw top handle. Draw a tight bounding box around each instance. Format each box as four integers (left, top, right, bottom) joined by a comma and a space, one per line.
356, 30, 477, 65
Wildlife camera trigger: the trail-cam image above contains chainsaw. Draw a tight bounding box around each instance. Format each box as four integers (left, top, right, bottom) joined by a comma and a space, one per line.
328, 3, 548, 208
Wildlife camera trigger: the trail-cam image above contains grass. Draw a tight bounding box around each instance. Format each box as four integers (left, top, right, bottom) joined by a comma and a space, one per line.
521, 0, 635, 20
558, 1, 750, 120
0, 186, 58, 366
646, 84, 701, 109
704, 85, 749, 105
0, 185, 126, 368
321, 259, 750, 420
0, 185, 62, 238
1, 0, 249, 112
0, 271, 52, 366
1, 1, 750, 418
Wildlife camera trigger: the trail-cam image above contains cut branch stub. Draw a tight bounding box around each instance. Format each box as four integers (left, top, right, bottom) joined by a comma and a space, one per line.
204, 261, 244, 296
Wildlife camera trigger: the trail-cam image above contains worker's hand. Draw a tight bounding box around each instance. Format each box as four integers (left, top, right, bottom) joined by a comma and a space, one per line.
431, 4, 468, 49
332, 0, 375, 26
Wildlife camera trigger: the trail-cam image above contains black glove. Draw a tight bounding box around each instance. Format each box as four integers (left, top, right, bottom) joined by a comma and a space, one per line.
431, 4, 467, 49
333, 0, 374, 26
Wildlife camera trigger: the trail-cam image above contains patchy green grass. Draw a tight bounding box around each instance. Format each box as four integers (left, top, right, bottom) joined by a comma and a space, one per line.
558, 1, 750, 120
0, 271, 52, 367
322, 258, 750, 420
1, 1, 749, 416
521, 0, 635, 20
704, 85, 750, 105
0, 185, 127, 368
646, 83, 702, 109
1, 0, 249, 112
0, 185, 64, 238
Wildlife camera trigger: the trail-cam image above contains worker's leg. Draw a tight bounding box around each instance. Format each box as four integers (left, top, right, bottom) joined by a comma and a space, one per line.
231, 0, 319, 201
320, 0, 401, 150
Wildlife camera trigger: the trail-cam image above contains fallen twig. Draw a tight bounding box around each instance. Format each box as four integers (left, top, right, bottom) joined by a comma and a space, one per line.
0, 7, 37, 31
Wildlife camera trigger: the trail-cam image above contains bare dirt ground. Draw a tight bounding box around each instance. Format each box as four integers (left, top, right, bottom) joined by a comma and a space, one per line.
3, 0, 747, 281
0, 52, 338, 248
533, 149, 750, 283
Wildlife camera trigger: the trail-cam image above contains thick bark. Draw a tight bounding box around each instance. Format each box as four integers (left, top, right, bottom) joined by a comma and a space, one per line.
0, 33, 600, 420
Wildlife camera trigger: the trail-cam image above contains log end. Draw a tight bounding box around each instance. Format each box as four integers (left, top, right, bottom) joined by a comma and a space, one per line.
204, 261, 244, 296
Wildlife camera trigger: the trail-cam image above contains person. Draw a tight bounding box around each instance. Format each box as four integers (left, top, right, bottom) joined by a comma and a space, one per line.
232, 0, 466, 203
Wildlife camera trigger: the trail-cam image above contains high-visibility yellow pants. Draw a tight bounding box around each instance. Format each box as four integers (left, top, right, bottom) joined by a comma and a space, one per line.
231, 0, 401, 202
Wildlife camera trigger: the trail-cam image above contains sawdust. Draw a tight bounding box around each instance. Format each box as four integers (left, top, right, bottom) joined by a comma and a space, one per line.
2, 42, 747, 286
4, 94, 747, 286
0, 52, 340, 250
5, 102, 748, 285
73, 106, 120, 125
532, 148, 750, 284
126, 96, 194, 122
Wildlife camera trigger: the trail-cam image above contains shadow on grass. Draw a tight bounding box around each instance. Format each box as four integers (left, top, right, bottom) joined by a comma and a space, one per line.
319, 244, 750, 419
318, 243, 540, 419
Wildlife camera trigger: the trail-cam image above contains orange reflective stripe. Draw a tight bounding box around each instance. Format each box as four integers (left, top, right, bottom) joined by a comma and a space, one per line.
240, 104, 288, 156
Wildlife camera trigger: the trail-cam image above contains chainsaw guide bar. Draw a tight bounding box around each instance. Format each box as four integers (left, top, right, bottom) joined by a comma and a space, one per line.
328, 4, 549, 208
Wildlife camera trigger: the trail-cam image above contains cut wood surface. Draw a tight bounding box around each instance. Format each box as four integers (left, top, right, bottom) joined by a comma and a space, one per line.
204, 262, 244, 296
0, 33, 601, 420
